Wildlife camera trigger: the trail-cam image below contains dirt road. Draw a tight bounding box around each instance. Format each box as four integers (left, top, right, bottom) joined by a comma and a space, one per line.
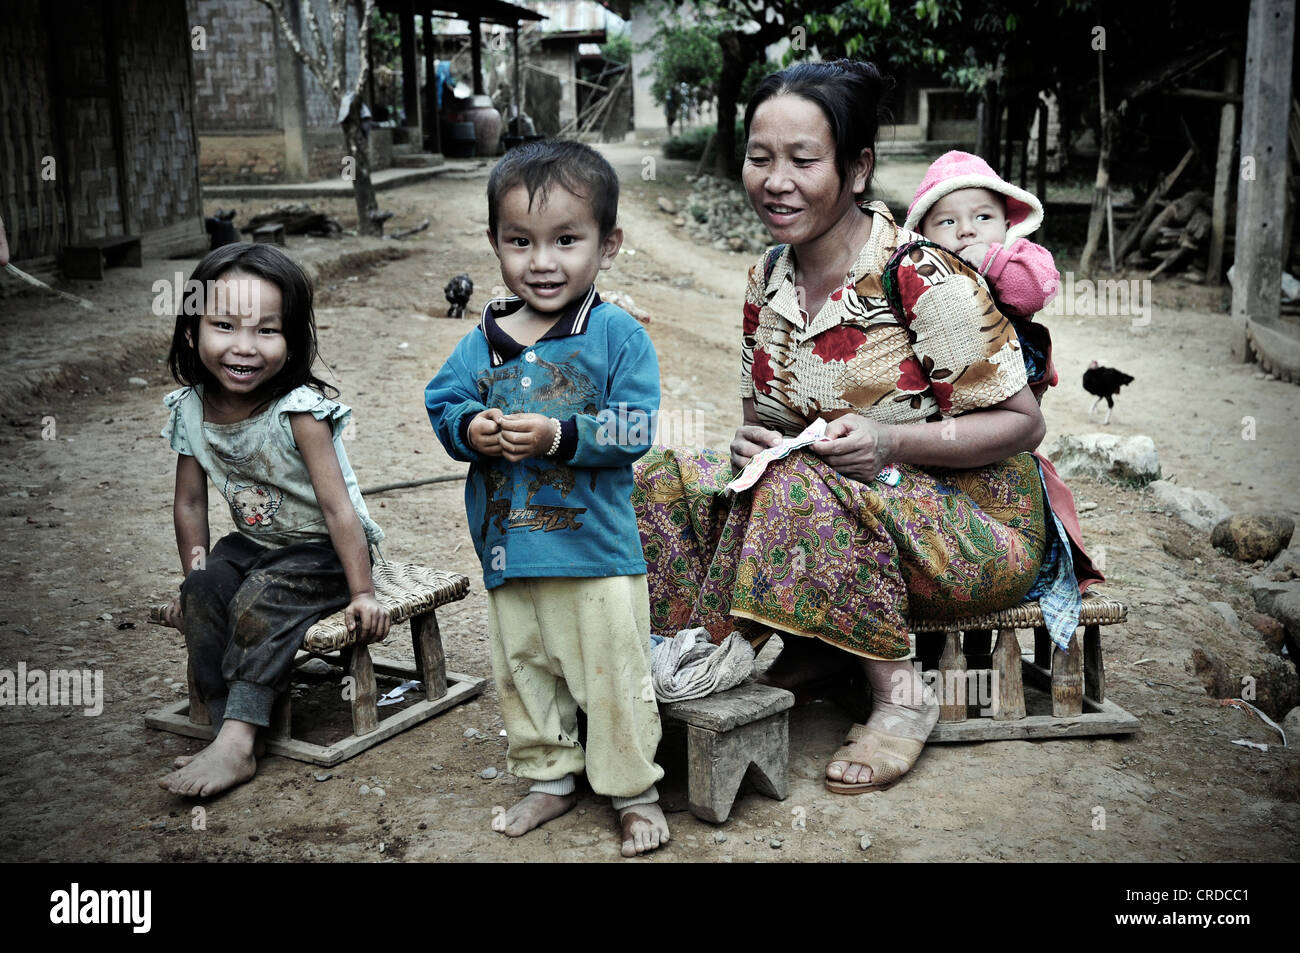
0, 143, 1296, 862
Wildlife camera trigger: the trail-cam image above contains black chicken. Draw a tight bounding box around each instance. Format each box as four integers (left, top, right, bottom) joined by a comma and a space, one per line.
1083, 360, 1134, 425
444, 273, 473, 318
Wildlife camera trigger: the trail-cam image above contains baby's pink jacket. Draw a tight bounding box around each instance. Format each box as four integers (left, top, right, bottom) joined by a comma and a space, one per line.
979, 237, 1060, 318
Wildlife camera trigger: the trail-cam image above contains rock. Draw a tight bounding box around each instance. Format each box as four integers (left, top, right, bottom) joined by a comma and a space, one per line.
314, 772, 332, 782
1189, 647, 1298, 719
769, 838, 783, 849
128, 377, 148, 387
713, 832, 727, 843
418, 822, 427, 830
359, 784, 370, 795
1047, 434, 1161, 485
673, 216, 686, 227
480, 767, 498, 780
1148, 480, 1232, 532
657, 197, 676, 214
1212, 515, 1294, 563
1250, 614, 1287, 652
1161, 536, 1200, 561
1271, 589, 1300, 643
463, 727, 480, 739
859, 834, 872, 850
373, 786, 386, 797
1077, 501, 1099, 512
299, 658, 334, 676
1208, 602, 1240, 631
727, 236, 746, 252
1283, 707, 1300, 743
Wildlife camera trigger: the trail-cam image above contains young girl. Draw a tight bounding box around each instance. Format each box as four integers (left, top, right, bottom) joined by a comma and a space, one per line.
157, 243, 388, 798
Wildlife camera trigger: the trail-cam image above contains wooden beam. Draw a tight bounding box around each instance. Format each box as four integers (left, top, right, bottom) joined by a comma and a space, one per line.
399, 0, 419, 131
1207, 56, 1241, 284
1230, 0, 1296, 361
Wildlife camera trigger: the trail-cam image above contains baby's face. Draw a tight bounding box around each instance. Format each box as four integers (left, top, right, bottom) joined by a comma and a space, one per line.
920, 187, 1009, 254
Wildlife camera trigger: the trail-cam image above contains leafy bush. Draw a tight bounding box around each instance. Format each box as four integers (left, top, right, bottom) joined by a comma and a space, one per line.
663, 122, 747, 166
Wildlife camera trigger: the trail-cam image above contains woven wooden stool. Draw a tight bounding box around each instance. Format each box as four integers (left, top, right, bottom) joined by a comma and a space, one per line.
145, 562, 487, 766
909, 591, 1138, 742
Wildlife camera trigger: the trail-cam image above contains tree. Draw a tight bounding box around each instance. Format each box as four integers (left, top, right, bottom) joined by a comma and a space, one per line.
644, 25, 721, 133
258, 0, 382, 236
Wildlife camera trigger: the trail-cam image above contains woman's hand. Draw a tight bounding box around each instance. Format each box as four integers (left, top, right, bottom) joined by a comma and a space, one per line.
730, 424, 784, 471
346, 592, 391, 643
468, 408, 505, 456
808, 414, 896, 483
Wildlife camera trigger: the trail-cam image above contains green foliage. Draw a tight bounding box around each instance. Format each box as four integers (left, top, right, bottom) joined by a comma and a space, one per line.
601, 30, 633, 65
663, 121, 747, 166
643, 24, 722, 113
370, 9, 401, 64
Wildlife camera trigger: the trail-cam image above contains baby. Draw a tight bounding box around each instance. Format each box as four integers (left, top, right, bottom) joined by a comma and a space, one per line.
904, 150, 1060, 395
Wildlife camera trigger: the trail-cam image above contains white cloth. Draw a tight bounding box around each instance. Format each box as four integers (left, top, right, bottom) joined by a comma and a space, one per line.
651, 627, 755, 702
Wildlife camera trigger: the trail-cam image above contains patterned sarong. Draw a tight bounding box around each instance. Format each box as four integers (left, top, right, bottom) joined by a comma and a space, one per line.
632, 448, 1048, 661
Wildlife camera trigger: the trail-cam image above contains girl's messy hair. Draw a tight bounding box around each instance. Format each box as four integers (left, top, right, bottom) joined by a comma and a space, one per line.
167, 242, 336, 403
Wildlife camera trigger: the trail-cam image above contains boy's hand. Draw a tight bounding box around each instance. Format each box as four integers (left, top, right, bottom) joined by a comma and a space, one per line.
161, 596, 184, 630
468, 408, 505, 456
346, 592, 390, 643
958, 243, 990, 270
499, 413, 558, 462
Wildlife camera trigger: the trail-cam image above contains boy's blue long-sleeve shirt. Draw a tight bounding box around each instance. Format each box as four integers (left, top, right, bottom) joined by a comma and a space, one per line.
425, 291, 660, 589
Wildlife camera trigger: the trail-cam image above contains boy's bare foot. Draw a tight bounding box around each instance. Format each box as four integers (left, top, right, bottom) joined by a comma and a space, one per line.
618, 802, 670, 857
173, 735, 264, 768
491, 792, 576, 837
159, 720, 257, 797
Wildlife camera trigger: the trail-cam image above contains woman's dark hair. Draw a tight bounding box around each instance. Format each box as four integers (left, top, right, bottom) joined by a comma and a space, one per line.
167, 242, 336, 403
743, 60, 890, 199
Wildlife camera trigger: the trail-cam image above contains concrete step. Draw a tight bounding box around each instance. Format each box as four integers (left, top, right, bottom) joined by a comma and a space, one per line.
392, 153, 446, 168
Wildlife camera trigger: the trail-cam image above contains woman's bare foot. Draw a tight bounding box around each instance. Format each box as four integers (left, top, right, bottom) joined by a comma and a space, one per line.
158, 720, 257, 797
491, 792, 576, 837
618, 802, 670, 857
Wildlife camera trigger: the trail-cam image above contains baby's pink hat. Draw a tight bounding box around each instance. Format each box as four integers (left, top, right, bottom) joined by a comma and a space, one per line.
904, 150, 1044, 245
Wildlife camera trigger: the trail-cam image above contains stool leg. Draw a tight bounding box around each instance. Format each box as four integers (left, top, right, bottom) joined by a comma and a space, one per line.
1051, 632, 1083, 717
411, 611, 448, 700
685, 714, 788, 824
991, 627, 1026, 720
1083, 624, 1105, 704
186, 659, 211, 726
268, 692, 292, 741
937, 630, 967, 722
1033, 626, 1051, 668
345, 644, 380, 735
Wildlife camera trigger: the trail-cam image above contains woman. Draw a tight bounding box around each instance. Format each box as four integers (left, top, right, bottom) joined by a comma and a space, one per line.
633, 60, 1100, 793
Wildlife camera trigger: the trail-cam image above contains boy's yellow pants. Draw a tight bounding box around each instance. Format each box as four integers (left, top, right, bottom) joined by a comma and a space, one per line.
486, 574, 664, 799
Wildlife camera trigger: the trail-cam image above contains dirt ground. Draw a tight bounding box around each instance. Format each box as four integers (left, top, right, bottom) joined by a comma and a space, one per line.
1, 143, 1297, 863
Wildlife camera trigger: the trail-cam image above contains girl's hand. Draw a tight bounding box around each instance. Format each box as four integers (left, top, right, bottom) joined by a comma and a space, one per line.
468, 408, 505, 456
499, 413, 557, 462
161, 596, 184, 630
346, 592, 390, 643
730, 424, 784, 471
808, 414, 896, 483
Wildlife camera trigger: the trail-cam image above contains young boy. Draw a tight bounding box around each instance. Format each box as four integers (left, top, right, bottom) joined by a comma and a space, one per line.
904, 150, 1061, 397
424, 139, 668, 857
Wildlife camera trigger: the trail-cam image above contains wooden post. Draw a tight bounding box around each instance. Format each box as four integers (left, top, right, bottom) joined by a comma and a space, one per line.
992, 628, 1026, 721
469, 16, 484, 95
1083, 624, 1105, 703
276, 0, 311, 180
1080, 50, 1112, 276
1036, 98, 1048, 224
347, 645, 380, 735
399, 0, 419, 134
422, 6, 439, 153
1231, 0, 1296, 361
1207, 56, 1241, 284
937, 630, 967, 723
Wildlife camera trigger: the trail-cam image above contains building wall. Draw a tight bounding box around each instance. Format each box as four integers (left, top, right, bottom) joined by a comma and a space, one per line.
190, 0, 280, 131
0, 0, 205, 263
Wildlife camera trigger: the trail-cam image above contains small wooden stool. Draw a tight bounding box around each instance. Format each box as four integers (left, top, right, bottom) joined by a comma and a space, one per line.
659, 681, 794, 823
145, 562, 487, 766
62, 235, 142, 279
909, 592, 1138, 742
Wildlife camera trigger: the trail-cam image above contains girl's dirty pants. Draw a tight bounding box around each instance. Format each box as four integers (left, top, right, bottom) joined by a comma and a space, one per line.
181, 532, 350, 728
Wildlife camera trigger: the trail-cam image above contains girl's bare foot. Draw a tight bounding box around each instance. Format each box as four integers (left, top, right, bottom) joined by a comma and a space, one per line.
619, 802, 670, 857
491, 792, 576, 837
159, 720, 257, 797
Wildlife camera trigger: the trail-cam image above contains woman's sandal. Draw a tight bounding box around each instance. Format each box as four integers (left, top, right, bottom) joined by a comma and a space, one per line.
824, 722, 926, 794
